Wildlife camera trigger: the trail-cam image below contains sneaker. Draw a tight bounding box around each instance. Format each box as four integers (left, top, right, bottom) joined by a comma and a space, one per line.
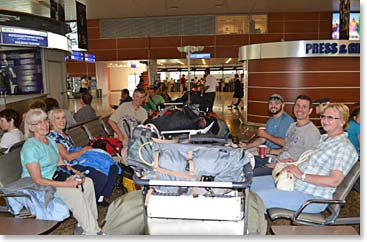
73, 223, 83, 235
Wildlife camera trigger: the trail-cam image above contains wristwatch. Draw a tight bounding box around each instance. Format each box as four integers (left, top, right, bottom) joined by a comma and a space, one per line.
301, 173, 307, 181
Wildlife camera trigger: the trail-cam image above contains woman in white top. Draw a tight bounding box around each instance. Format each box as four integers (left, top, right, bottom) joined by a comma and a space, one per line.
0, 108, 24, 153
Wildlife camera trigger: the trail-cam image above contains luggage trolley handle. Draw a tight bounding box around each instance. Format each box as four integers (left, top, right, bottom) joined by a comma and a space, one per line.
133, 163, 253, 190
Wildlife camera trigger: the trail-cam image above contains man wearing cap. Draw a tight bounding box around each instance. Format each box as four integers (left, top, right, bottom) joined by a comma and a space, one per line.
252, 95, 321, 176
240, 94, 294, 151
204, 68, 218, 112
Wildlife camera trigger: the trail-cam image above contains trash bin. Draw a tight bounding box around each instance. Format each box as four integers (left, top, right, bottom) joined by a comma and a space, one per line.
96, 89, 102, 98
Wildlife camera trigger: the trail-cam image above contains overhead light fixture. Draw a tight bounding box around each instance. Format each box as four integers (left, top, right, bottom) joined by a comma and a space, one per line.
201, 59, 206, 65
215, 3, 224, 8
225, 58, 232, 64
176, 59, 185, 65
169, 6, 178, 10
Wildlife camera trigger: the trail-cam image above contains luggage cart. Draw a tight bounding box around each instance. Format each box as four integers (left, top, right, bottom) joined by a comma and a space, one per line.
134, 163, 253, 235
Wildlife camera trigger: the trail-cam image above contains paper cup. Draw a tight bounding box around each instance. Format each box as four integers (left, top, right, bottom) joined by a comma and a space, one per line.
258, 145, 267, 158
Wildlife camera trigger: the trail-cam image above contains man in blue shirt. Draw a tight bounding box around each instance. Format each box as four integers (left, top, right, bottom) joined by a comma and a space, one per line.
240, 94, 294, 151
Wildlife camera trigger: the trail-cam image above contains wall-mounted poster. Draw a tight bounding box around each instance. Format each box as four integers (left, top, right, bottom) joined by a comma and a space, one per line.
0, 49, 43, 95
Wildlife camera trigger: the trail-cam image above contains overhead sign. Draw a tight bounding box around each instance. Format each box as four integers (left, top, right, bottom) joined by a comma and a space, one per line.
187, 53, 211, 59
84, 53, 96, 62
1, 27, 48, 47
70, 51, 84, 61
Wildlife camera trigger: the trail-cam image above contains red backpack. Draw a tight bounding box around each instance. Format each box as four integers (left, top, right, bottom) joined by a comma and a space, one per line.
90, 136, 122, 156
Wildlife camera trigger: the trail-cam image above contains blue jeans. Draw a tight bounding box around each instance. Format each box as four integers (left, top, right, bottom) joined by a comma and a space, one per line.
251, 176, 328, 213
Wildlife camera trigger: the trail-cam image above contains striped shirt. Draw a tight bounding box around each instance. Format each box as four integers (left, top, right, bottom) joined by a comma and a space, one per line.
294, 133, 358, 199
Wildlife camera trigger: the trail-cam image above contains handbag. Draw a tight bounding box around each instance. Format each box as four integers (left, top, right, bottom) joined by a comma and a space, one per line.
272, 150, 313, 191
52, 165, 75, 181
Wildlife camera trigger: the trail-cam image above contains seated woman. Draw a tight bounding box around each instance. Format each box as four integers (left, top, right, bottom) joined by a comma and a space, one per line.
21, 108, 102, 235
48, 109, 121, 206
251, 103, 359, 213
0, 108, 24, 153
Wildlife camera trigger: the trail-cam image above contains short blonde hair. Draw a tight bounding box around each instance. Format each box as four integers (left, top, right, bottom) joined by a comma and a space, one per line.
24, 108, 48, 138
321, 103, 350, 130
48, 109, 65, 128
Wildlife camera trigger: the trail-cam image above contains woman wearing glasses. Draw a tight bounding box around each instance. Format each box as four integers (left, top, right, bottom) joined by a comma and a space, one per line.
20, 108, 103, 235
251, 103, 358, 213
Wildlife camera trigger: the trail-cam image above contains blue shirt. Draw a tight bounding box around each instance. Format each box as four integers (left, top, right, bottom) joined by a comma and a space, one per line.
20, 137, 60, 180
347, 120, 360, 154
265, 112, 294, 148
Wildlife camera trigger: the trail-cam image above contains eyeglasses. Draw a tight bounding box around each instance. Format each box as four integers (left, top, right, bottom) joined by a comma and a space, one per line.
320, 115, 340, 121
32, 118, 49, 126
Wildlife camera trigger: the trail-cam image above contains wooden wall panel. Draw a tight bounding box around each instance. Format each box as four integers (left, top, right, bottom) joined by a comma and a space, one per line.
93, 50, 117, 61
89, 39, 117, 50
249, 72, 360, 87
249, 58, 360, 72
285, 21, 319, 33
87, 28, 100, 39
66, 62, 88, 74
319, 20, 332, 32
87, 19, 99, 28
285, 12, 319, 21
267, 22, 283, 33
248, 88, 359, 103
285, 33, 319, 41
117, 49, 148, 60
117, 38, 148, 48
215, 35, 249, 46
150, 36, 182, 47
268, 13, 284, 21
215, 46, 239, 58
182, 36, 215, 46
249, 34, 283, 44
150, 47, 182, 59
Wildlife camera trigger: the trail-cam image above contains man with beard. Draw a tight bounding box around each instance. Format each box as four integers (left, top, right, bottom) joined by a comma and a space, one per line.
240, 94, 294, 152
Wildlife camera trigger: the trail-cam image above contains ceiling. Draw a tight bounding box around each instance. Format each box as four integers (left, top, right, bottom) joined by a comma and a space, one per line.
0, 0, 361, 20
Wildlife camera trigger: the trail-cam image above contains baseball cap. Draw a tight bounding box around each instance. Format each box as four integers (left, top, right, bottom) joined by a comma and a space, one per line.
268, 94, 284, 103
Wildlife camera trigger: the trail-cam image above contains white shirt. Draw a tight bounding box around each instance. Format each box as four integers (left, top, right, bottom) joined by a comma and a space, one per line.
205, 74, 218, 93
0, 128, 24, 153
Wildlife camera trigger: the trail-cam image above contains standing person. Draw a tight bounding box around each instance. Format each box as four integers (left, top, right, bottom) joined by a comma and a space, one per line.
251, 103, 359, 213
21, 108, 103, 235
239, 94, 294, 151
108, 88, 148, 162
0, 109, 24, 153
110, 89, 132, 110
204, 68, 218, 112
252, 95, 321, 176
347, 107, 360, 154
79, 76, 89, 93
228, 73, 244, 110
180, 74, 186, 93
74, 92, 97, 123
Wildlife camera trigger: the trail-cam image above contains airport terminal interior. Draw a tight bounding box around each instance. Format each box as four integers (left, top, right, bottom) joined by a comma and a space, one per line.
0, 0, 361, 236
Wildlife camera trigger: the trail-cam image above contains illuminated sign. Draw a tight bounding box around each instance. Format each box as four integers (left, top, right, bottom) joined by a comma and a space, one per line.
187, 53, 211, 59
84, 53, 95, 62
1, 27, 48, 47
70, 51, 84, 61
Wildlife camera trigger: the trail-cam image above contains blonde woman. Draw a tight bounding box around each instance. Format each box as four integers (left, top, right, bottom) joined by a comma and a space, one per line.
20, 108, 103, 235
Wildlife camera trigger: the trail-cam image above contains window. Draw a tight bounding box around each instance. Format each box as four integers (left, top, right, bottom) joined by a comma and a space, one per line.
216, 15, 267, 34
